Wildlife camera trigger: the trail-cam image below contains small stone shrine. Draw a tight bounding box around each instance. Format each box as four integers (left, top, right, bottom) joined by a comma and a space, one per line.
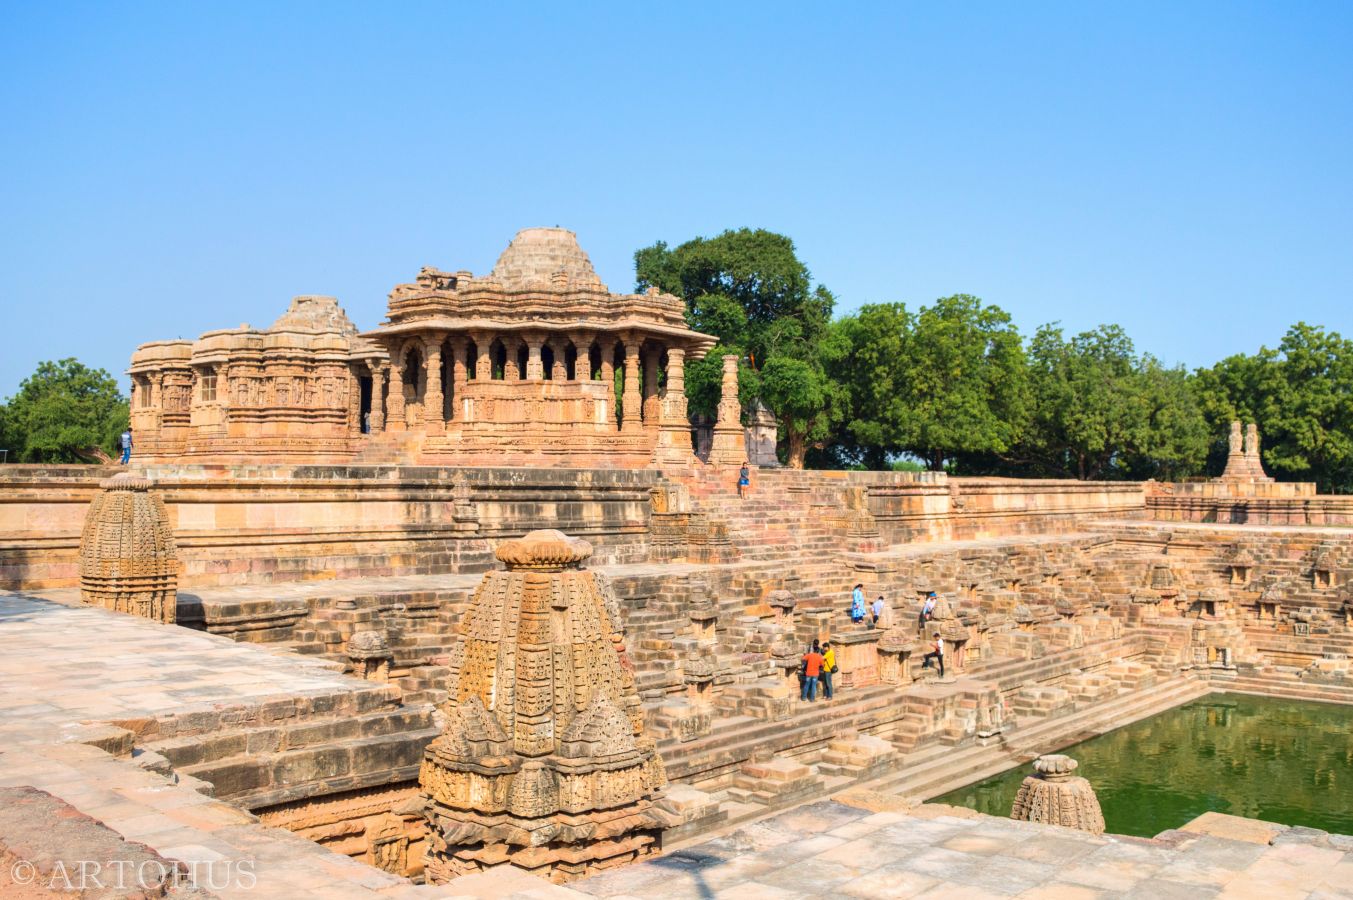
1009, 754, 1105, 834
78, 471, 179, 623
415, 529, 675, 882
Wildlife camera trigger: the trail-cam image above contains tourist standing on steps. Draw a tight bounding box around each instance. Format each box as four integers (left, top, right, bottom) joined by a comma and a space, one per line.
119, 427, 133, 465
921, 631, 945, 677
918, 592, 937, 633
801, 640, 824, 701
821, 641, 836, 700
870, 595, 887, 629
850, 584, 867, 624
737, 461, 750, 499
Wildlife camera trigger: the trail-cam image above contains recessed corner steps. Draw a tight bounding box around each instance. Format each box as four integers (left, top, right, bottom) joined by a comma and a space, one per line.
140, 686, 440, 813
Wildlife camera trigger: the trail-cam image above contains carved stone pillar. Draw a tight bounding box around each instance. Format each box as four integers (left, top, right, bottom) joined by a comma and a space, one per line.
709, 354, 746, 465
550, 341, 567, 381
347, 365, 362, 433
572, 332, 593, 380
386, 352, 407, 432
653, 346, 694, 465
642, 347, 661, 424
600, 346, 615, 385
622, 339, 642, 432
449, 337, 467, 421
370, 365, 387, 432
423, 337, 444, 431
473, 333, 492, 380
526, 335, 544, 381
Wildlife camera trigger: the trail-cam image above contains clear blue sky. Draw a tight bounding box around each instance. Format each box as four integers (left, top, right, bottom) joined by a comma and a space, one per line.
2, 2, 1350, 397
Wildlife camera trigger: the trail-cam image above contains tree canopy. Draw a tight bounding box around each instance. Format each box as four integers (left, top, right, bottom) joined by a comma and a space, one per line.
633, 228, 1348, 489
636, 228, 843, 467
1194, 323, 1353, 492
835, 296, 1029, 471
1012, 325, 1208, 480
0, 359, 128, 463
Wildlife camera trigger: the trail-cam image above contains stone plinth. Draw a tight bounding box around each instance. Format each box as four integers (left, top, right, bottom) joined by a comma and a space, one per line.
1216, 421, 1273, 484
79, 472, 179, 623
708, 355, 746, 466
834, 629, 881, 687
1009, 754, 1104, 834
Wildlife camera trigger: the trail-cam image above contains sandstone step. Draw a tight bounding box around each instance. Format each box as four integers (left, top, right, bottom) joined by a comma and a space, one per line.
861, 676, 1210, 803
177, 726, 440, 810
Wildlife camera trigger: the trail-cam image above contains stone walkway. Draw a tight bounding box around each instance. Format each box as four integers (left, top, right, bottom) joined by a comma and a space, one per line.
0, 591, 444, 897
559, 801, 1353, 900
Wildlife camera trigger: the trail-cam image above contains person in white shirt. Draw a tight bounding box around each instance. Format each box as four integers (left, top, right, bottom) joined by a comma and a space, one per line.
870, 595, 886, 629
921, 632, 945, 677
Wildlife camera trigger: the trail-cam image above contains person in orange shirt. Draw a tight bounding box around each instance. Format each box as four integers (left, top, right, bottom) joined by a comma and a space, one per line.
820, 641, 836, 700
801, 640, 825, 701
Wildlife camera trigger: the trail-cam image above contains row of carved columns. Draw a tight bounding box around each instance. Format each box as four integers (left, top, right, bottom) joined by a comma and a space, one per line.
360, 332, 688, 435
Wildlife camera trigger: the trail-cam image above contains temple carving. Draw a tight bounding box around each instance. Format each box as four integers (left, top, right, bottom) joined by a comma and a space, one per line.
79, 472, 179, 623
414, 529, 675, 882
127, 228, 721, 466
1009, 754, 1105, 834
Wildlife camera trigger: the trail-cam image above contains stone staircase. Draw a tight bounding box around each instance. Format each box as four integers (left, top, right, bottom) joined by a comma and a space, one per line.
140, 682, 440, 812
857, 673, 1211, 804
349, 430, 426, 465
678, 468, 855, 562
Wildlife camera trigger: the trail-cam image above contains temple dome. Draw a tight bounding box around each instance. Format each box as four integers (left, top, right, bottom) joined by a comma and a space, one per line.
489, 227, 606, 291
270, 295, 358, 335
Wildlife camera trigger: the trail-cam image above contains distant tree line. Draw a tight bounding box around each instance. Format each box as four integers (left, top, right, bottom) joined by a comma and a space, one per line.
5, 232, 1348, 495
638, 228, 1353, 493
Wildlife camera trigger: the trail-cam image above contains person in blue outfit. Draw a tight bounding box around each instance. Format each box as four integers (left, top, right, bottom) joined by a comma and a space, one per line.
850, 584, 866, 623
918, 591, 937, 633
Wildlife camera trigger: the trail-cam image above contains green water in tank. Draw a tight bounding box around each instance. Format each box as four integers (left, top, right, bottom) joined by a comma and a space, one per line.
932, 693, 1353, 838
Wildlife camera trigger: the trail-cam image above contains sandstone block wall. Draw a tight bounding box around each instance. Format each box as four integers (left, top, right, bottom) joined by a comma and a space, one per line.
0, 465, 658, 589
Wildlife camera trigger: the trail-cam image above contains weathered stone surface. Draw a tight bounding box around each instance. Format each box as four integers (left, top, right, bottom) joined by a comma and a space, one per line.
1010, 755, 1105, 835
127, 228, 718, 468
417, 529, 675, 883
79, 471, 178, 623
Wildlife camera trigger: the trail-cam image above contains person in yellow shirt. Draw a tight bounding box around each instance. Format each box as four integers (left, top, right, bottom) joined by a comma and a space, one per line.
820, 641, 837, 700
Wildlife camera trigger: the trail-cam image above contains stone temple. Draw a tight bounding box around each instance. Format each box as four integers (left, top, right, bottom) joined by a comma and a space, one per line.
128, 228, 720, 467
3, 230, 1353, 897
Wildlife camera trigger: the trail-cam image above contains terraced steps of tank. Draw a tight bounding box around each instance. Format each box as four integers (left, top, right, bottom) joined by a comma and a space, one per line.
658, 632, 1158, 785
139, 684, 439, 812
1209, 669, 1353, 706
659, 675, 1209, 850
858, 675, 1211, 805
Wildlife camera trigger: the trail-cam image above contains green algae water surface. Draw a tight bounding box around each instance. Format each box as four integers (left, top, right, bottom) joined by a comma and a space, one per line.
933, 693, 1353, 837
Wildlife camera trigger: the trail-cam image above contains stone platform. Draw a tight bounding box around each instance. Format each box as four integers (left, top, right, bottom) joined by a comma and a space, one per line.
0, 591, 444, 897
548, 800, 1353, 899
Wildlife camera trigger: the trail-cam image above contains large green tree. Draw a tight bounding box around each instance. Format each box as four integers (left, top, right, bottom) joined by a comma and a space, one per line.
1194, 323, 1353, 492
1, 359, 129, 463
635, 228, 842, 467
1017, 324, 1207, 480
837, 296, 1029, 471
